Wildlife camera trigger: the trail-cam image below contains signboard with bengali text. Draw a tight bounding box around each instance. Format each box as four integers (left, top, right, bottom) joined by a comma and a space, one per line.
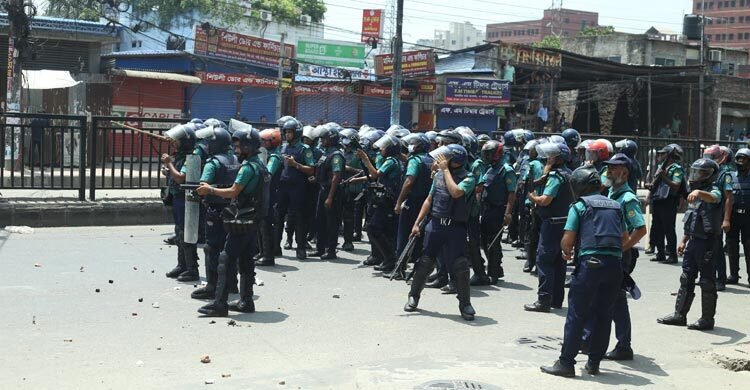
361, 9, 384, 43
195, 71, 278, 88
297, 39, 366, 69
444, 77, 510, 105
374, 50, 434, 77
194, 26, 295, 70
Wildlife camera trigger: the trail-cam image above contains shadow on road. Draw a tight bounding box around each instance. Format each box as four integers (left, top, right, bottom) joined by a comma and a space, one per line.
709, 326, 746, 346
400, 309, 499, 326
721, 286, 750, 295
495, 280, 534, 291
579, 367, 654, 386
257, 264, 300, 274
231, 310, 289, 324
617, 354, 669, 377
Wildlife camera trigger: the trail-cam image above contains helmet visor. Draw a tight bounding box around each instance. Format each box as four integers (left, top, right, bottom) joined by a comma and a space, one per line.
689, 167, 713, 182
228, 119, 252, 135
373, 135, 399, 150
615, 139, 628, 150
585, 149, 602, 162
429, 145, 454, 161
165, 125, 188, 141
536, 143, 561, 159
195, 127, 215, 140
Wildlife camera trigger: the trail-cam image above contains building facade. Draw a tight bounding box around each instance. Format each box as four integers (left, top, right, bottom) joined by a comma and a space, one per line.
695, 0, 750, 51
486, 8, 598, 44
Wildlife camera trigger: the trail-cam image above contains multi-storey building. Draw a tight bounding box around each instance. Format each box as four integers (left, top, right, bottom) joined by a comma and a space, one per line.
486, 8, 598, 44
695, 0, 750, 50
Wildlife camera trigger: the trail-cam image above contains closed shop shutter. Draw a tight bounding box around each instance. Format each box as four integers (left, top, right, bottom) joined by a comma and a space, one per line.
361, 98, 414, 129
295, 94, 358, 126
189, 85, 237, 121
239, 88, 276, 123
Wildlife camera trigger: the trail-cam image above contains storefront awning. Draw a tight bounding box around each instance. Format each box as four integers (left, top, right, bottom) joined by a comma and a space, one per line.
111, 68, 201, 84
22, 70, 81, 89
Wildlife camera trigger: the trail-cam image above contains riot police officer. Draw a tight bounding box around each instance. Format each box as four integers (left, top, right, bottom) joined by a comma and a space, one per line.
463, 132, 488, 287
339, 128, 365, 251
354, 134, 404, 273
303, 125, 326, 247
309, 124, 345, 260
561, 128, 582, 170
541, 166, 627, 378
161, 122, 201, 282
658, 158, 722, 331
425, 131, 439, 152
703, 145, 734, 291
256, 128, 283, 266
649, 144, 685, 264
519, 139, 545, 274
404, 144, 478, 321
191, 126, 239, 300
525, 142, 575, 313
357, 129, 387, 267
615, 139, 643, 191
393, 133, 434, 279
275, 118, 315, 260
727, 148, 750, 285
477, 140, 517, 284
195, 126, 269, 316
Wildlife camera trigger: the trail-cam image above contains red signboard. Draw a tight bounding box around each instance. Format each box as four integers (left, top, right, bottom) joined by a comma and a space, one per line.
195, 71, 278, 88
363, 85, 412, 99
375, 50, 435, 77
361, 9, 384, 43
194, 27, 295, 70
418, 78, 437, 94
293, 84, 351, 95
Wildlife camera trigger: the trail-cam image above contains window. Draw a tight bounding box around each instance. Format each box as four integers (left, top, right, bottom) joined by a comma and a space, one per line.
731, 0, 736, 6
697, 1, 702, 9
581, 20, 588, 29
730, 16, 735, 23
729, 33, 735, 39
741, 0, 745, 5
709, 1, 714, 8
451, 40, 456, 45
564, 18, 570, 23
746, 32, 750, 39
723, 33, 727, 40
708, 19, 713, 24
719, 1, 723, 7
741, 16, 745, 22
654, 58, 676, 66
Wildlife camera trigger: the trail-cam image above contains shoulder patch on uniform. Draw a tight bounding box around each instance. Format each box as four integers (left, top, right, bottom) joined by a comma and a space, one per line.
726, 175, 733, 184
628, 209, 636, 218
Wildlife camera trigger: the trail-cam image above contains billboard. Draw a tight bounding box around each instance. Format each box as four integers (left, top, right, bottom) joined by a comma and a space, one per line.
297, 39, 366, 69
361, 9, 384, 43
194, 26, 295, 70
374, 50, 435, 77
444, 78, 510, 105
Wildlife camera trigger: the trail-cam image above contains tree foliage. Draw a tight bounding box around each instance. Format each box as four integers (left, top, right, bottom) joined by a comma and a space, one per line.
45, 0, 327, 27
533, 35, 561, 50
578, 25, 616, 37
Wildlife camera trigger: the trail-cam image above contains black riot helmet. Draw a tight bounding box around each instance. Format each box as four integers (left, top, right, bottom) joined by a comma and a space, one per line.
481, 140, 504, 164
658, 143, 683, 162
436, 129, 462, 146
316, 123, 341, 147
195, 126, 232, 156
570, 166, 603, 198
232, 126, 261, 157
165, 123, 198, 152
688, 158, 720, 189
736, 148, 750, 170
280, 117, 303, 140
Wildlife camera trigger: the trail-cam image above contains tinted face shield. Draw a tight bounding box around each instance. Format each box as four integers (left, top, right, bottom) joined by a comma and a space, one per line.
165, 124, 189, 141
195, 127, 216, 141
585, 149, 602, 162
737, 156, 750, 170
689, 167, 713, 183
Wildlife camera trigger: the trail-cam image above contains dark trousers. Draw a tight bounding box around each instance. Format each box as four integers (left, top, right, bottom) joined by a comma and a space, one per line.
560, 255, 623, 367
480, 205, 505, 277
525, 210, 541, 269
396, 196, 425, 262
651, 197, 679, 257
275, 181, 307, 249
726, 210, 750, 280
683, 237, 716, 285
315, 187, 343, 253
342, 191, 362, 243
367, 201, 397, 267
507, 195, 520, 241
305, 182, 320, 240
714, 232, 728, 283
536, 218, 566, 306
205, 207, 229, 287
214, 231, 257, 305
423, 220, 467, 263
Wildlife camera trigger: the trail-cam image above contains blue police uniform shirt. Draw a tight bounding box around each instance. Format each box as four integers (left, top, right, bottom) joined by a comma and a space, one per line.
235, 157, 261, 195
564, 198, 627, 258
609, 183, 646, 233
200, 151, 235, 183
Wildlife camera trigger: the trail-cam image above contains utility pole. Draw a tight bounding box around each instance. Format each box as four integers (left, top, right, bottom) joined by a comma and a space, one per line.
5, 0, 26, 113
389, 0, 404, 126
276, 32, 286, 120
698, 0, 706, 140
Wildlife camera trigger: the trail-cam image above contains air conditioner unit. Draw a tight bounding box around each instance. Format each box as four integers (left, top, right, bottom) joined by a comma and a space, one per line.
299, 15, 312, 26
260, 10, 273, 22
709, 49, 723, 62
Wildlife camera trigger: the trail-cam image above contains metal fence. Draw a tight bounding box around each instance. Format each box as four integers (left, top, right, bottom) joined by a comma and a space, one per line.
2, 113, 746, 201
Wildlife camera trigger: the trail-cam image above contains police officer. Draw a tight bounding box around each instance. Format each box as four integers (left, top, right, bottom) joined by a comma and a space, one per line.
658, 158, 722, 331
703, 145, 734, 291
161, 122, 201, 282
190, 126, 239, 300
541, 166, 628, 378
477, 140, 517, 285
561, 128, 582, 170
727, 148, 750, 285
462, 132, 487, 288
275, 118, 315, 260
584, 153, 647, 361
353, 134, 403, 274
519, 139, 545, 274
303, 125, 326, 246
615, 139, 643, 190
339, 128, 365, 251
404, 144, 478, 321
525, 142, 575, 313
358, 129, 387, 267
393, 133, 434, 279
256, 128, 283, 266
425, 131, 439, 152
648, 144, 685, 264
309, 124, 345, 260
195, 126, 268, 316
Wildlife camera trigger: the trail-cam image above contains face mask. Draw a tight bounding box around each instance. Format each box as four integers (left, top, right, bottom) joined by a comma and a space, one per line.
408, 145, 416, 154
602, 177, 614, 188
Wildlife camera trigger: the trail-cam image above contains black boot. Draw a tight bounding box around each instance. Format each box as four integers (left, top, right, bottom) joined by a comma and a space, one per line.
425, 274, 449, 289
540, 360, 575, 378
178, 244, 200, 282
166, 233, 186, 278
452, 257, 475, 321
295, 248, 307, 260
470, 272, 491, 286
441, 281, 458, 294
524, 300, 551, 313
257, 220, 276, 266
191, 246, 218, 300
469, 241, 490, 286
516, 251, 528, 260
404, 256, 435, 312
198, 253, 230, 317
604, 347, 634, 361
371, 233, 395, 272
688, 280, 716, 331
229, 273, 255, 313
164, 235, 177, 245
658, 275, 695, 326
662, 253, 679, 264
523, 259, 532, 273
363, 255, 381, 266
341, 241, 354, 251
321, 251, 337, 260
256, 257, 275, 266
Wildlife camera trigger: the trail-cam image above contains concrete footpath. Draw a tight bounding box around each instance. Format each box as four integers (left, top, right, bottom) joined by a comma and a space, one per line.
0, 225, 748, 389
0, 189, 171, 227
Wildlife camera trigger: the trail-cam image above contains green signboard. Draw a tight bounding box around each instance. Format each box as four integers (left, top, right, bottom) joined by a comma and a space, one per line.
296, 39, 366, 69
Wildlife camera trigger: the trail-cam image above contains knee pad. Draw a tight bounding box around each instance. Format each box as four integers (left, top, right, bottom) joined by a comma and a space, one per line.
679, 272, 696, 288
699, 277, 716, 292
451, 256, 471, 273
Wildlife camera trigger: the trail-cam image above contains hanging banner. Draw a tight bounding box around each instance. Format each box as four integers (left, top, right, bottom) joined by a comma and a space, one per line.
297, 64, 375, 81
293, 84, 352, 95
445, 77, 510, 105
361, 9, 384, 43
195, 71, 278, 88
418, 78, 437, 94
194, 26, 295, 70
363, 85, 412, 99
297, 39, 366, 69
438, 105, 499, 117
496, 42, 562, 70
375, 50, 434, 77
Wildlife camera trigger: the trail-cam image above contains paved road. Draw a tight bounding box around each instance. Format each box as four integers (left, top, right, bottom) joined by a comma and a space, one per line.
1, 225, 749, 389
